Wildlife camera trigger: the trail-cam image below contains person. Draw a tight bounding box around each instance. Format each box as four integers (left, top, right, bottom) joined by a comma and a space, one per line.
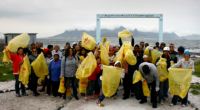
132, 44, 144, 100
177, 46, 185, 62
157, 47, 171, 104
52, 45, 62, 59
6, 47, 27, 97
40, 50, 53, 92
48, 53, 61, 97
29, 48, 40, 96
169, 43, 178, 63
96, 61, 125, 107
85, 57, 102, 100
61, 48, 79, 100
139, 62, 159, 108
170, 50, 194, 107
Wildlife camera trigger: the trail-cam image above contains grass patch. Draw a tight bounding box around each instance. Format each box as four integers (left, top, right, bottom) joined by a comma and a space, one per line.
194, 59, 200, 77
0, 52, 14, 82
190, 84, 200, 95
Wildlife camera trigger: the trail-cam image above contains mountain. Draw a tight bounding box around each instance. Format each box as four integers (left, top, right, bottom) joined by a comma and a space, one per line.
47, 26, 181, 41
181, 34, 200, 40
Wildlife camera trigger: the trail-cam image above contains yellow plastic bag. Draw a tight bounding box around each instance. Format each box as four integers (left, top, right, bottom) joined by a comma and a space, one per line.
79, 78, 88, 94
168, 68, 192, 99
144, 47, 161, 64
118, 29, 133, 38
58, 77, 66, 93
151, 49, 162, 64
114, 45, 124, 63
125, 49, 137, 65
31, 53, 48, 79
102, 65, 123, 97
19, 55, 31, 86
81, 32, 96, 50
132, 70, 143, 84
142, 80, 150, 97
2, 49, 10, 63
100, 43, 109, 65
157, 58, 169, 82
7, 33, 30, 52
76, 52, 97, 79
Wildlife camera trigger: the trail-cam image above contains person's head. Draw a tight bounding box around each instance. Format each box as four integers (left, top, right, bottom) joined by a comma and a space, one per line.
54, 45, 60, 51
184, 50, 190, 61
134, 44, 140, 52
142, 65, 150, 75
75, 44, 81, 52
114, 61, 121, 68
144, 43, 149, 48
31, 48, 37, 56
140, 41, 145, 48
47, 45, 53, 52
155, 42, 159, 47
17, 47, 24, 55
143, 55, 149, 62
65, 42, 71, 50
65, 48, 73, 57
169, 43, 175, 52
178, 46, 185, 55
160, 42, 166, 50
53, 53, 59, 61
46, 51, 52, 58
31, 43, 36, 50
109, 45, 115, 56
96, 57, 101, 64
163, 47, 170, 55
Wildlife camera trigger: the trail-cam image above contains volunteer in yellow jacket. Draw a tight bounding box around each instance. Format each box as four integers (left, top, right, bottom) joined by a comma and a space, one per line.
170, 49, 194, 107
139, 62, 159, 108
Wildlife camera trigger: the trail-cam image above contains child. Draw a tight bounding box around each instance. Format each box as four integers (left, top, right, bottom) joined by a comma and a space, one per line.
85, 57, 102, 100
96, 61, 125, 107
48, 53, 61, 97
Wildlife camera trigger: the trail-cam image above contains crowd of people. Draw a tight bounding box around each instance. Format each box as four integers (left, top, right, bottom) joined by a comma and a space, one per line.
5, 36, 195, 109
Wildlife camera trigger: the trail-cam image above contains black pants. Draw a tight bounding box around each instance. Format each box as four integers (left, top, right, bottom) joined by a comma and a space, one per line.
171, 93, 188, 105
123, 73, 134, 97
64, 77, 78, 98
133, 81, 143, 100
15, 75, 26, 95
29, 72, 38, 94
51, 81, 60, 97
141, 81, 157, 107
86, 80, 96, 96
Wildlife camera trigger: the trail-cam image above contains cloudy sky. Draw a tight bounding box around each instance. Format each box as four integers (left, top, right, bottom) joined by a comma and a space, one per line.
0, 0, 199, 37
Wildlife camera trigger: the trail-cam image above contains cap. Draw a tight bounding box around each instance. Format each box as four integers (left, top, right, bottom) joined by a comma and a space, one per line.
143, 55, 148, 59
184, 49, 190, 55
163, 47, 170, 51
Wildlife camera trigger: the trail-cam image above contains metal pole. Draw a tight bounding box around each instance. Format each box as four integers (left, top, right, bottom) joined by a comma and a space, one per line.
96, 16, 101, 43
159, 15, 163, 43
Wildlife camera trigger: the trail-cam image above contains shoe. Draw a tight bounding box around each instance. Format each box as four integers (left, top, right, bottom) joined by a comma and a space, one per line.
96, 100, 104, 107
39, 89, 45, 92
160, 100, 164, 105
139, 100, 147, 104
16, 94, 21, 97
181, 104, 186, 107
33, 92, 40, 96
22, 93, 28, 96
74, 96, 79, 100
170, 103, 174, 106
122, 96, 129, 100
152, 104, 157, 108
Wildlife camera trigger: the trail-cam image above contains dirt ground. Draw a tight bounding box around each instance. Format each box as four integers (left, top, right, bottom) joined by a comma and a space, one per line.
0, 90, 199, 110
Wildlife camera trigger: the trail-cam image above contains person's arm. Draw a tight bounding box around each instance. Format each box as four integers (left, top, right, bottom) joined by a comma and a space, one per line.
119, 38, 122, 47
131, 37, 134, 47
152, 65, 159, 91
171, 60, 182, 68
60, 57, 65, 77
